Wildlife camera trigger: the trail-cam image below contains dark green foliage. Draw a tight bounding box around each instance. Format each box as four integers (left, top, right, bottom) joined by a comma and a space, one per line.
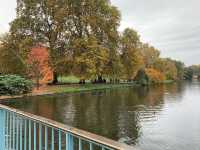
172, 60, 185, 80
0, 75, 33, 95
184, 68, 193, 80
134, 69, 149, 85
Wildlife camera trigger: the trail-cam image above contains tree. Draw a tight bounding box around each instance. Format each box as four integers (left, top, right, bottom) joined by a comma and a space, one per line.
134, 69, 149, 85
27, 46, 52, 89
105, 48, 123, 83
154, 58, 177, 80
72, 37, 109, 83
0, 33, 27, 75
141, 43, 160, 68
69, 0, 121, 83
12, 0, 121, 84
11, 0, 71, 84
173, 60, 185, 80
145, 68, 165, 83
184, 67, 193, 80
120, 28, 144, 80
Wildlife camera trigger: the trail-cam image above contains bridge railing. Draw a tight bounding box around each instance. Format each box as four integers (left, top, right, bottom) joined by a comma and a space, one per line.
0, 104, 133, 150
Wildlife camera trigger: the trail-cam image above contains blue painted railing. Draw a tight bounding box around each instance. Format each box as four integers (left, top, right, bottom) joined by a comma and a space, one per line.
0, 104, 133, 150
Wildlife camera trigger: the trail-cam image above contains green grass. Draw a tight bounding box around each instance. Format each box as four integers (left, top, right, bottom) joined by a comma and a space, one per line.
162, 80, 174, 84
58, 76, 90, 84
53, 83, 135, 94
54, 76, 174, 95
58, 76, 80, 83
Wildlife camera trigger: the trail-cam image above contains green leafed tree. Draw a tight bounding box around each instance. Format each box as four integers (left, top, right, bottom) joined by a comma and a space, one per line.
173, 60, 185, 80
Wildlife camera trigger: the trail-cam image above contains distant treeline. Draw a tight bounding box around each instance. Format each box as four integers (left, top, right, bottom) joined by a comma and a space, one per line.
0, 0, 187, 85
184, 65, 200, 80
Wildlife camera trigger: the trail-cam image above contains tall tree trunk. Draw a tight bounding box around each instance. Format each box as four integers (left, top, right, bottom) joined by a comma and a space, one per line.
36, 77, 40, 90
52, 71, 58, 84
98, 75, 103, 83
79, 79, 86, 84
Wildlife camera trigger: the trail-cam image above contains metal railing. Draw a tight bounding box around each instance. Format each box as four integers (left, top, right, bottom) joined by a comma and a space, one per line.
0, 104, 134, 150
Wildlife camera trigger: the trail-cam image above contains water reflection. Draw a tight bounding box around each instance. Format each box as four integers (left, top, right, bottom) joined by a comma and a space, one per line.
2, 82, 200, 150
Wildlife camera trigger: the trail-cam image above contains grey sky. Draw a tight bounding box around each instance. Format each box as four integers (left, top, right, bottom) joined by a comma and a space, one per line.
111, 0, 200, 66
0, 0, 200, 65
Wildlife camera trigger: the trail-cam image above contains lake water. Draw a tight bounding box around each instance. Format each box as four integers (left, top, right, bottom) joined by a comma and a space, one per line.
2, 81, 200, 150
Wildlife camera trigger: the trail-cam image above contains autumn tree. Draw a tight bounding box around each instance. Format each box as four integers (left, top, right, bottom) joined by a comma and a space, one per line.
105, 48, 123, 83
72, 37, 109, 83
154, 58, 177, 80
11, 0, 72, 84
141, 43, 160, 68
69, 0, 121, 82
120, 28, 144, 81
11, 0, 121, 84
145, 68, 165, 83
0, 33, 27, 75
27, 46, 52, 89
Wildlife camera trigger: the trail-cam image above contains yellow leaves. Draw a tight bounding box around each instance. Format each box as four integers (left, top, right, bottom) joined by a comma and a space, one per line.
145, 68, 165, 83
72, 37, 110, 79
153, 58, 178, 80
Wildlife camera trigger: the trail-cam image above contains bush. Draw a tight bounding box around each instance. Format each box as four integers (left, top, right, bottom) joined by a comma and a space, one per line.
135, 68, 165, 85
0, 75, 33, 96
134, 69, 149, 85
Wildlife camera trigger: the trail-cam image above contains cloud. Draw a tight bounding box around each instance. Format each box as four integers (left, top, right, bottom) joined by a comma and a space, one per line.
111, 0, 200, 65
0, 0, 16, 33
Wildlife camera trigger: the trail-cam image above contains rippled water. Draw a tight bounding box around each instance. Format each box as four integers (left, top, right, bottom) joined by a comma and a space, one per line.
3, 81, 200, 150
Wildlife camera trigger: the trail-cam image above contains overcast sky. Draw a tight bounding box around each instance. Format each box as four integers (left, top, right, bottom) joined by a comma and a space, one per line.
1, 0, 200, 65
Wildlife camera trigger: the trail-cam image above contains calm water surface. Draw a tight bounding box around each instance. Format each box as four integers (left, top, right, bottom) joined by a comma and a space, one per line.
2, 81, 200, 150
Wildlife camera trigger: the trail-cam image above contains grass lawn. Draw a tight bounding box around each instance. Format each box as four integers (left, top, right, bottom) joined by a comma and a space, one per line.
58, 76, 80, 83
52, 83, 136, 94
58, 76, 90, 84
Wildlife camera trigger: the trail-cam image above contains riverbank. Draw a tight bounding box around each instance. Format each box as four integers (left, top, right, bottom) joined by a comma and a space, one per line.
0, 79, 175, 100
0, 83, 137, 100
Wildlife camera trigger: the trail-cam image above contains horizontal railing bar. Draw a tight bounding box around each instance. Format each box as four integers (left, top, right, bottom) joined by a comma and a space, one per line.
0, 104, 135, 150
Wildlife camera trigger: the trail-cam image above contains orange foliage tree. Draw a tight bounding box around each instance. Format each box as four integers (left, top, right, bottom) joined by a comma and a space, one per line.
27, 46, 53, 89
145, 68, 165, 83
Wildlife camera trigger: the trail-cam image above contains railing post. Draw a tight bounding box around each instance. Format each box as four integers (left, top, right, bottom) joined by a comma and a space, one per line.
39, 123, 42, 150
45, 126, 48, 150
51, 128, 54, 150
24, 119, 27, 150
59, 130, 62, 150
0, 109, 5, 150
13, 113, 15, 149
34, 122, 36, 150
79, 138, 82, 150
9, 112, 12, 150
16, 115, 19, 150
20, 118, 23, 150
66, 133, 74, 150
6, 111, 9, 149
29, 120, 31, 150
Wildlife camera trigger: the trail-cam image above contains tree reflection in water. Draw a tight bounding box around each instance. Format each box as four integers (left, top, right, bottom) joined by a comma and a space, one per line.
2, 82, 187, 147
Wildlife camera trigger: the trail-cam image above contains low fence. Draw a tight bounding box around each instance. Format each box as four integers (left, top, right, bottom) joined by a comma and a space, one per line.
0, 104, 134, 150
